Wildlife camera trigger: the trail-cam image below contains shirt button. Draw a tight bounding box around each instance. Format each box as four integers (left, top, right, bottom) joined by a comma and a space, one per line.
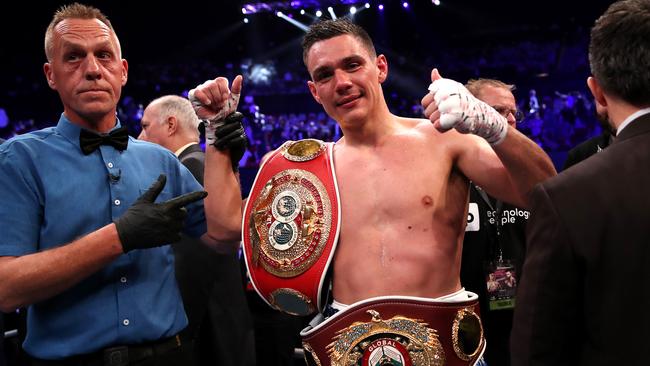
120, 277, 127, 283
122, 319, 130, 326
107, 162, 114, 168
114, 199, 121, 206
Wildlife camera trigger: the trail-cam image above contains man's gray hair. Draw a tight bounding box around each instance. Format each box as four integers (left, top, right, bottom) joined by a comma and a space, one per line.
150, 95, 201, 136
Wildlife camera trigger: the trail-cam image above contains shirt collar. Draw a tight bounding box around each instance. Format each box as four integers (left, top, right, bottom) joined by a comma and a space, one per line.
616, 107, 650, 136
56, 113, 122, 148
174, 142, 198, 157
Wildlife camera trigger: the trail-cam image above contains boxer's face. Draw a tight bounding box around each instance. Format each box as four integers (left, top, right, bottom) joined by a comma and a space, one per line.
44, 18, 128, 129
306, 35, 387, 126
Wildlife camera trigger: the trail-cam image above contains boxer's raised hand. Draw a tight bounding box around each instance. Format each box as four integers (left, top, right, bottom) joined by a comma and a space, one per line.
189, 75, 243, 123
421, 68, 508, 145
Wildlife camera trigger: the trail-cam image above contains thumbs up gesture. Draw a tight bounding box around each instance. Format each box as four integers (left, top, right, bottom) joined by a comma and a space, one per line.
421, 68, 508, 145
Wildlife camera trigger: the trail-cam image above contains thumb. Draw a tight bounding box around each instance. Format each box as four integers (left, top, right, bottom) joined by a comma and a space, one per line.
138, 174, 167, 203
231, 75, 243, 95
430, 68, 442, 82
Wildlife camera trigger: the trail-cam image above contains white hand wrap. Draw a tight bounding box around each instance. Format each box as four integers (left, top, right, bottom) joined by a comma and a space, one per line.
428, 79, 508, 145
188, 80, 241, 145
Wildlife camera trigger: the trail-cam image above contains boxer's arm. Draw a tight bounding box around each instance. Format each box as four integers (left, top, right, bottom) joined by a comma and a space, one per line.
422, 69, 556, 208
451, 126, 555, 209
189, 76, 246, 249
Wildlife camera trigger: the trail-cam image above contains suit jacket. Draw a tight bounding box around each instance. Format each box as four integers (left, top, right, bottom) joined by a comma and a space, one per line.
511, 113, 650, 366
174, 143, 255, 366
562, 130, 614, 171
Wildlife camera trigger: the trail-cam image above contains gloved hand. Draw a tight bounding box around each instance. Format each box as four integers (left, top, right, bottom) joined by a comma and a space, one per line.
208, 112, 248, 172
114, 174, 208, 253
422, 69, 508, 145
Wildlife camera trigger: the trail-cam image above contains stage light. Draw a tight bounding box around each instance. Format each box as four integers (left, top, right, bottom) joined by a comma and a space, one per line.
378, 4, 384, 11
403, 2, 409, 8
327, 6, 337, 19
276, 11, 283, 17
242, 7, 247, 14
316, 10, 322, 17
432, 0, 441, 5
300, 9, 305, 14
244, 17, 249, 23
365, 3, 370, 8
350, 6, 357, 14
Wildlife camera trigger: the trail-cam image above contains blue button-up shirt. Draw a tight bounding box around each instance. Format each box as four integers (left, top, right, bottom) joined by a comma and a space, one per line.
0, 115, 207, 359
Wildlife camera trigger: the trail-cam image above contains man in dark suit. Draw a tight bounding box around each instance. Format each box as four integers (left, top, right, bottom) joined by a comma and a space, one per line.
511, 1, 650, 365
562, 106, 615, 170
139, 95, 255, 366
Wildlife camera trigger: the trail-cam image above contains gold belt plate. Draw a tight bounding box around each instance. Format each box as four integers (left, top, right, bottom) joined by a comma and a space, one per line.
249, 168, 332, 278
326, 310, 445, 366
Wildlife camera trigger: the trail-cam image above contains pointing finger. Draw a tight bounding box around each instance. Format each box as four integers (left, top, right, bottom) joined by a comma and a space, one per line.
138, 174, 167, 203
162, 190, 208, 209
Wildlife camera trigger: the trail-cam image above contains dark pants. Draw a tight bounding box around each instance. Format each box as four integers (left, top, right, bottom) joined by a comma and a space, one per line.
29, 336, 192, 366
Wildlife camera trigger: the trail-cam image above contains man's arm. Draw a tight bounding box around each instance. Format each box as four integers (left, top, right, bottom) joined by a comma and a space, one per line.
200, 147, 244, 252
0, 175, 207, 312
422, 69, 556, 208
0, 224, 122, 312
510, 185, 581, 365
189, 75, 247, 250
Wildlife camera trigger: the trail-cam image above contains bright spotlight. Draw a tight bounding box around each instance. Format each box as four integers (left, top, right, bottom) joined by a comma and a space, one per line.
403, 2, 409, 8
350, 6, 357, 14
276, 11, 283, 17
432, 0, 441, 5
242, 7, 247, 14
243, 17, 249, 23
365, 3, 370, 8
300, 9, 305, 14
378, 4, 384, 11
316, 10, 322, 17
327, 6, 337, 19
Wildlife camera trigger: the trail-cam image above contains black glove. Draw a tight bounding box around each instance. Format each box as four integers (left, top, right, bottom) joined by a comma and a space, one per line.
114, 174, 208, 253
213, 112, 248, 172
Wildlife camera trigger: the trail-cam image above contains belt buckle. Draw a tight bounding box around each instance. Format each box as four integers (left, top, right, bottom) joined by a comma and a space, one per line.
103, 346, 129, 366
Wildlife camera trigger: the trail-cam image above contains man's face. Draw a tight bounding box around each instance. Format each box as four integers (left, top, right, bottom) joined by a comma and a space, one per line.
43, 18, 128, 129
138, 102, 168, 147
306, 35, 387, 126
477, 85, 519, 128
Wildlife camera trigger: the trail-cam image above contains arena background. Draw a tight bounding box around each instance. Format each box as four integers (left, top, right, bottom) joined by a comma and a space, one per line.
0, 0, 616, 178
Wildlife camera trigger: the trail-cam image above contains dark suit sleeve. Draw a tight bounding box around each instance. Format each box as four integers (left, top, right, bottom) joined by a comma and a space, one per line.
182, 155, 204, 186
562, 149, 580, 171
510, 185, 582, 366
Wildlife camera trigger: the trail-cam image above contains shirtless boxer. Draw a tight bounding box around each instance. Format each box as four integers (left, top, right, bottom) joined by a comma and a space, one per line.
189, 19, 555, 366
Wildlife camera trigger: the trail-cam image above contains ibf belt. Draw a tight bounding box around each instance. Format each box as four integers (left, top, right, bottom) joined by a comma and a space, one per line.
300, 294, 485, 366
242, 139, 341, 316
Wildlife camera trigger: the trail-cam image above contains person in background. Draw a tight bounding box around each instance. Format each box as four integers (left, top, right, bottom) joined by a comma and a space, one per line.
461, 78, 529, 366
139, 95, 255, 366
512, 1, 650, 364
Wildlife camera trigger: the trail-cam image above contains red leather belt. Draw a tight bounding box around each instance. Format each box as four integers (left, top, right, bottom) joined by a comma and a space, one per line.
242, 139, 341, 316
300, 294, 485, 366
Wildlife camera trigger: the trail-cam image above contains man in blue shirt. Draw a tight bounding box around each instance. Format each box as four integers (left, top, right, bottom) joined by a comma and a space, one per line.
0, 4, 244, 365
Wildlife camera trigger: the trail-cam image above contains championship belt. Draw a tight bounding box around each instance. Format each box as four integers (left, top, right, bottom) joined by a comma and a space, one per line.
300, 294, 485, 366
242, 139, 341, 316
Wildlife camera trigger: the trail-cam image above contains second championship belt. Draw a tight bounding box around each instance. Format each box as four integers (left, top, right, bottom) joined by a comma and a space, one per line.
242, 139, 341, 316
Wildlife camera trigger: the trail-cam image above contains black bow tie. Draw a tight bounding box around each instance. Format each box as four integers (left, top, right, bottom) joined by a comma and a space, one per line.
79, 126, 129, 155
